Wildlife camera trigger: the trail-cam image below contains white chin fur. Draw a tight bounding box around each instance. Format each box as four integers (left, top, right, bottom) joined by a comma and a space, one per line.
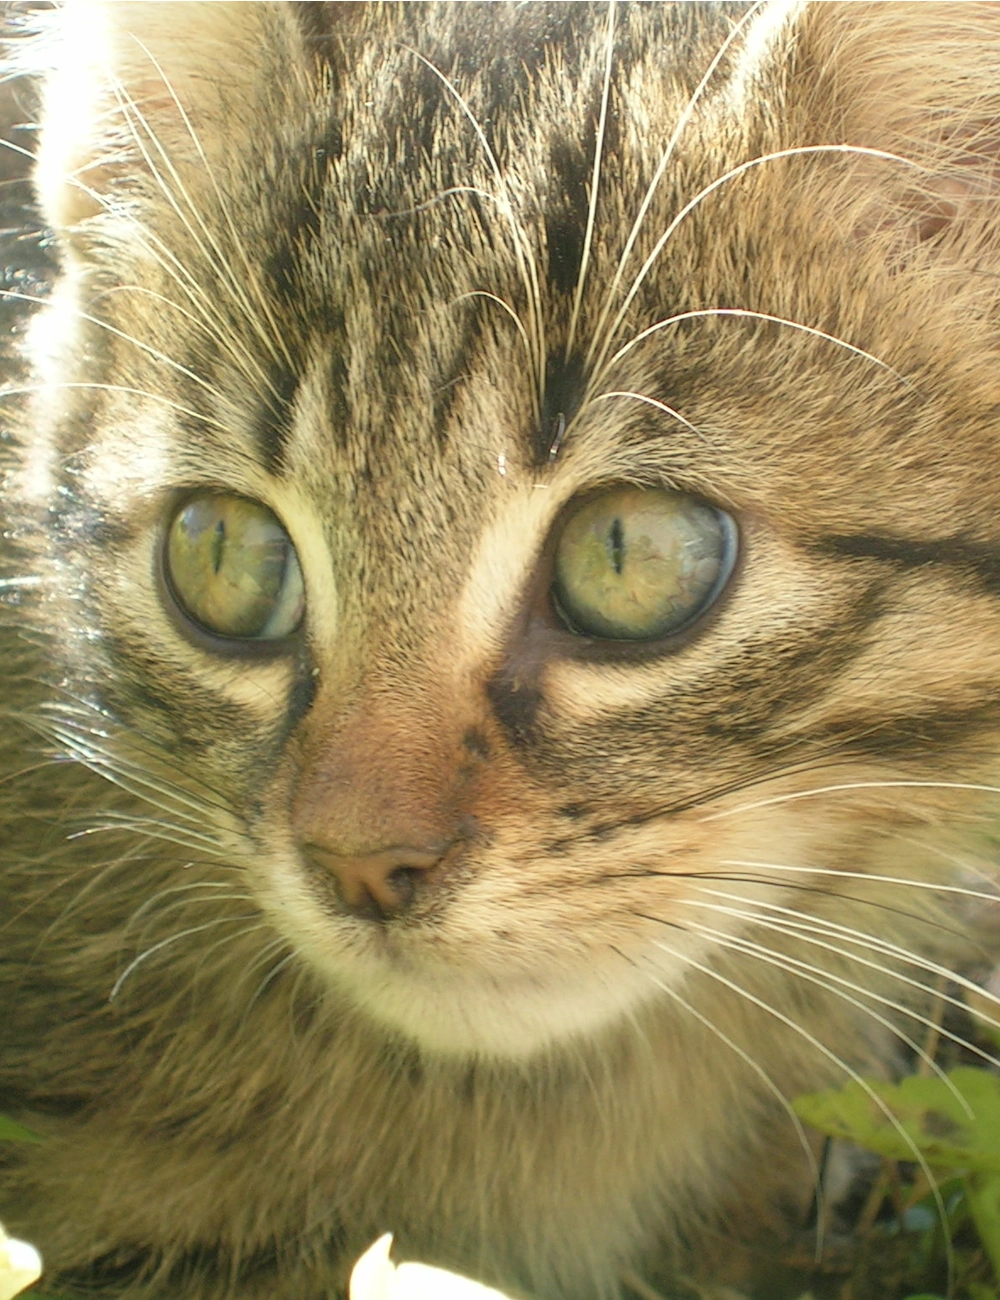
332, 958, 660, 1058
295, 924, 704, 1059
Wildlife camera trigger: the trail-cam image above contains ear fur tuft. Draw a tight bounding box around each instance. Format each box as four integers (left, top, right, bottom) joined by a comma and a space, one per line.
34, 1, 308, 236
739, 2, 1000, 261
818, 4, 1000, 253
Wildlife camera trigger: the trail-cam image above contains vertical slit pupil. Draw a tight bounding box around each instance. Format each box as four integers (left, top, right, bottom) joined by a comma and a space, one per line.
608, 516, 625, 575
211, 518, 226, 574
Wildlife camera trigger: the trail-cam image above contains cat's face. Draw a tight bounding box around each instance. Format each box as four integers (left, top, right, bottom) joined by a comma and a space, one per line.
20, 0, 1000, 1056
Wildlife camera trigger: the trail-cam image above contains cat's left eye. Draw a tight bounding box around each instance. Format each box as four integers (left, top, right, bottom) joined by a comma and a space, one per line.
551, 486, 737, 641
164, 493, 305, 642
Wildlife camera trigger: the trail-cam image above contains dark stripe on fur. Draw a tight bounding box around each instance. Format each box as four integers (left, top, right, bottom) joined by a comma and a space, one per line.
255, 364, 301, 475
486, 671, 544, 747
820, 532, 1000, 595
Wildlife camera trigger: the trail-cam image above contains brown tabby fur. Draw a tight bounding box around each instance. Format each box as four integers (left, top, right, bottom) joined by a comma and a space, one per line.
4, 2, 1000, 1297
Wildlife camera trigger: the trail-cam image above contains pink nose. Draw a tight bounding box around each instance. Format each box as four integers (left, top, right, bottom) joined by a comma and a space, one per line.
301, 842, 445, 919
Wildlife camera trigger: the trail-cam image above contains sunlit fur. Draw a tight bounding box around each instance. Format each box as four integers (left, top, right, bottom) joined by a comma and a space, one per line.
4, 2, 1000, 1297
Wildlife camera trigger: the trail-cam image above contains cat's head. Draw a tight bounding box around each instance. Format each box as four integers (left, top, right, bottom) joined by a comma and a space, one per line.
18, 0, 1000, 1056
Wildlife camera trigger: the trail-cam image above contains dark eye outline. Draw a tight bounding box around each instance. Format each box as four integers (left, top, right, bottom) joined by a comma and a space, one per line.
158, 490, 306, 658
537, 484, 741, 661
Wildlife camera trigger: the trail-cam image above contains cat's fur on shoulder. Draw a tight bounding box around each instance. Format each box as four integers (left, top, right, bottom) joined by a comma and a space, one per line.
3, 2, 1000, 1297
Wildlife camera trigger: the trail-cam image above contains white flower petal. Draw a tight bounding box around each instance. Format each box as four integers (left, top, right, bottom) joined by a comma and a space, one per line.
395, 1262, 513, 1300
0, 1224, 42, 1300
350, 1236, 514, 1300
350, 1234, 398, 1300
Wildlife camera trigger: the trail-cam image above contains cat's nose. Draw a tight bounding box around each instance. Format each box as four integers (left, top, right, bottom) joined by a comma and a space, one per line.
301, 841, 445, 920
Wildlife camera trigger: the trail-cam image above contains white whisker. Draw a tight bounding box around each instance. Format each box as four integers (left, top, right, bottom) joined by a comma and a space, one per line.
601, 307, 912, 392
587, 1, 766, 371
239, 947, 298, 1025
33, 711, 234, 821
449, 291, 535, 373
613, 940, 825, 1242
648, 930, 954, 1276
671, 914, 962, 1102
374, 184, 512, 221
0, 379, 228, 431
402, 45, 546, 424
109, 914, 260, 1001
14, 76, 283, 403
0, 135, 36, 168
718, 856, 1000, 906
38, 734, 224, 833
67, 821, 226, 856
187, 921, 277, 988
126, 35, 298, 377
590, 143, 926, 387
705, 779, 1000, 821
126, 879, 251, 928
108, 80, 286, 403
683, 895, 997, 1085
706, 865, 1000, 1030
591, 389, 713, 445
126, 890, 254, 940
565, 0, 616, 362
36, 118, 278, 400
0, 288, 227, 400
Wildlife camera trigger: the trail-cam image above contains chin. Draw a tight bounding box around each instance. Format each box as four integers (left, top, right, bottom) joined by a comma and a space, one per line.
313, 926, 699, 1060
342, 963, 654, 1059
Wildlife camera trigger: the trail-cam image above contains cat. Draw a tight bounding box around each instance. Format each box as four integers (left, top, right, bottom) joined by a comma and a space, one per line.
3, 2, 1000, 1297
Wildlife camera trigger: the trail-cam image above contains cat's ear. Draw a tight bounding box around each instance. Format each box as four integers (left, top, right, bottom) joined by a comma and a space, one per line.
34, 0, 310, 237
743, 1, 1000, 260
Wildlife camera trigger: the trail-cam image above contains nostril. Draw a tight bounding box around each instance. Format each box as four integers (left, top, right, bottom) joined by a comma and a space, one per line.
385, 865, 421, 910
300, 842, 445, 920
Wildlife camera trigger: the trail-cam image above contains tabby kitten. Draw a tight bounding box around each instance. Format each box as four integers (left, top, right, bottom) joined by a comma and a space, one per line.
3, 2, 1000, 1298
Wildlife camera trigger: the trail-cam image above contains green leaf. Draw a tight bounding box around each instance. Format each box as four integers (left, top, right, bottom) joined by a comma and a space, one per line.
793, 1068, 1000, 1173
0, 1114, 42, 1142
966, 1172, 1000, 1279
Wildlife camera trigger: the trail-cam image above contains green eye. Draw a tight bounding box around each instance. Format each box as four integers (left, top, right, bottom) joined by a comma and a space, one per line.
552, 486, 736, 641
165, 494, 305, 641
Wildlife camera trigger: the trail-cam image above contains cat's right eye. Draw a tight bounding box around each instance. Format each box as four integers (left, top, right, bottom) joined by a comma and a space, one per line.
164, 494, 305, 642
